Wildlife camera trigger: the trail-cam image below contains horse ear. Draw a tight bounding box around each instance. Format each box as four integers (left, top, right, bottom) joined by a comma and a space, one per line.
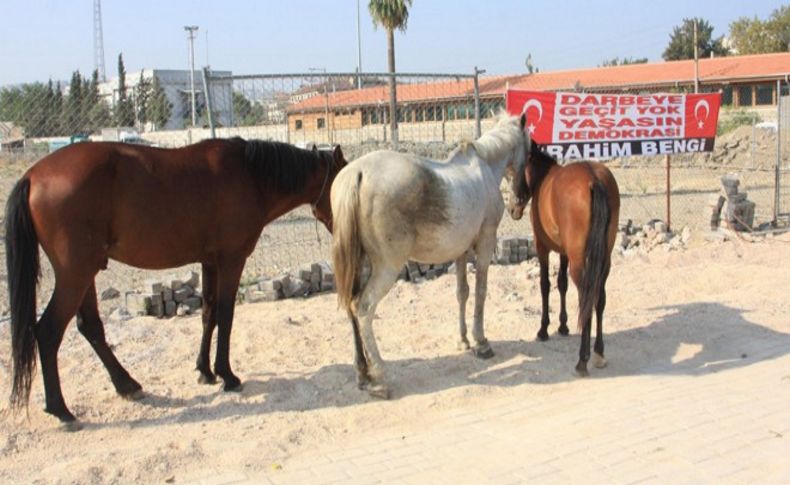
311, 144, 318, 153
519, 113, 527, 131
531, 140, 542, 154
333, 145, 345, 164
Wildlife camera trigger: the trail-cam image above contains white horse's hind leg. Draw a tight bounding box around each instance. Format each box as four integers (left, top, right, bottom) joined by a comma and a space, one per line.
353, 264, 400, 399
455, 253, 470, 351
471, 234, 497, 359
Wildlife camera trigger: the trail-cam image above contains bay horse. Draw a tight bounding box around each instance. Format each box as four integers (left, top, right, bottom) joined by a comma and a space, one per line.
332, 113, 530, 398
507, 141, 620, 376
5, 138, 346, 429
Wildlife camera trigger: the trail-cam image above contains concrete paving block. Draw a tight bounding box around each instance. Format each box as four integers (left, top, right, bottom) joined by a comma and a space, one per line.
174, 286, 194, 303
161, 287, 173, 302
164, 300, 177, 317
181, 270, 200, 289
183, 296, 203, 311
144, 279, 163, 295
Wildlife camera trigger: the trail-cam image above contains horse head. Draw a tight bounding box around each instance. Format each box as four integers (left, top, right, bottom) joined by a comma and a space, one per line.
310, 145, 348, 233
506, 113, 533, 220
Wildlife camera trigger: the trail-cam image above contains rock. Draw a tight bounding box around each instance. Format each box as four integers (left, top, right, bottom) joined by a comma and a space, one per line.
283, 279, 310, 298
705, 230, 729, 242
680, 226, 692, 245
183, 296, 203, 311
100, 287, 120, 301
173, 286, 194, 303
181, 271, 200, 288
170, 278, 184, 291
176, 304, 189, 317
164, 300, 177, 318
109, 307, 132, 322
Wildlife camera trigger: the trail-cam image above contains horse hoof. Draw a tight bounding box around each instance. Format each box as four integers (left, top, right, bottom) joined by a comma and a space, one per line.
575, 363, 589, 377
60, 420, 84, 433
457, 339, 471, 351
593, 353, 608, 369
473, 344, 495, 360
536, 330, 549, 342
122, 389, 145, 401
356, 375, 370, 390
558, 326, 570, 336
223, 380, 244, 392
367, 384, 390, 400
198, 373, 217, 385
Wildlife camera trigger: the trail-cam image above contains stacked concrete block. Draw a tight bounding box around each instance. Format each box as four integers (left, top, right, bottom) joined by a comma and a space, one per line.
720, 174, 755, 231
616, 219, 692, 256
126, 272, 203, 319
494, 237, 533, 265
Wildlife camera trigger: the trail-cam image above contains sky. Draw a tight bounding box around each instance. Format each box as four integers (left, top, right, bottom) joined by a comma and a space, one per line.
0, 0, 786, 86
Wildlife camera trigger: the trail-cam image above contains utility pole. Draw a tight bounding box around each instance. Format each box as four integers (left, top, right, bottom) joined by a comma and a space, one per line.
356, 0, 363, 89
184, 25, 199, 127
693, 19, 699, 94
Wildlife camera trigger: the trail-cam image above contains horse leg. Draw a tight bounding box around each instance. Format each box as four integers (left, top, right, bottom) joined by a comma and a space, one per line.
592, 262, 611, 369
36, 279, 91, 429
196, 263, 218, 384
353, 265, 399, 399
348, 310, 370, 389
77, 283, 142, 399
569, 261, 591, 377
536, 243, 551, 342
470, 237, 495, 359
213, 259, 246, 391
455, 253, 470, 351
557, 254, 570, 336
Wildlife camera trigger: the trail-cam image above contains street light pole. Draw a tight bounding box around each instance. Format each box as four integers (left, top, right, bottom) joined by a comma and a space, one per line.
356, 0, 363, 89
184, 25, 199, 127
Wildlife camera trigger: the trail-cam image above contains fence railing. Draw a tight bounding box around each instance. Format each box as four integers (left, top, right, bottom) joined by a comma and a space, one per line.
1, 71, 788, 277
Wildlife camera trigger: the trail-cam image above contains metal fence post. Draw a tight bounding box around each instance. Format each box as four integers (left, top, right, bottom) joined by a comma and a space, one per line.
473, 67, 483, 139
776, 79, 782, 225
202, 67, 216, 139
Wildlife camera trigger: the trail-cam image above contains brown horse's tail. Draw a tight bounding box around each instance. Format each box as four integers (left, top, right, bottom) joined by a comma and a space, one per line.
332, 171, 364, 312
5, 177, 40, 409
578, 179, 611, 331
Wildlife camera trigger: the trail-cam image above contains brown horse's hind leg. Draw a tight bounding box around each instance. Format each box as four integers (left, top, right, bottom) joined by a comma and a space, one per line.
196, 263, 218, 384
77, 283, 143, 398
536, 243, 551, 342
213, 258, 245, 392
557, 254, 570, 336
592, 262, 611, 369
36, 280, 91, 429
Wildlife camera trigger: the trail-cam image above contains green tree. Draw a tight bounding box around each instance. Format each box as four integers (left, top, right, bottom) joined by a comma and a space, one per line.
135, 72, 153, 127
114, 54, 135, 127
232, 91, 266, 126
146, 75, 172, 130
86, 69, 111, 131
599, 57, 648, 67
663, 18, 728, 61
63, 70, 84, 132
368, 0, 412, 146
729, 6, 790, 54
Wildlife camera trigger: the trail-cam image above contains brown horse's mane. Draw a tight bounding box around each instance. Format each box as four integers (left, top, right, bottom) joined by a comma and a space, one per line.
237, 138, 327, 194
517, 142, 558, 200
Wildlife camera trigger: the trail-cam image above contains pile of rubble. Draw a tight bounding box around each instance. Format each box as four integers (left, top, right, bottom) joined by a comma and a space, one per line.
615, 219, 692, 256
245, 262, 335, 303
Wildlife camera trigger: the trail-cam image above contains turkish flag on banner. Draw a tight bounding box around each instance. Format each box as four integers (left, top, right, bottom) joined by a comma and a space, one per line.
505, 90, 555, 143
684, 93, 721, 139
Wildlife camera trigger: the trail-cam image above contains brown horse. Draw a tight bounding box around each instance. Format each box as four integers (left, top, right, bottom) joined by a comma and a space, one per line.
5, 138, 346, 429
507, 141, 620, 376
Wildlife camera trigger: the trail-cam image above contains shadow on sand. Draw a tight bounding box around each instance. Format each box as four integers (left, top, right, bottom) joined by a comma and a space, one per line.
89, 301, 789, 430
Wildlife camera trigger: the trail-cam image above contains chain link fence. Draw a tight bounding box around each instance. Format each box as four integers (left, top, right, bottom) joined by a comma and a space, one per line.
1, 71, 788, 279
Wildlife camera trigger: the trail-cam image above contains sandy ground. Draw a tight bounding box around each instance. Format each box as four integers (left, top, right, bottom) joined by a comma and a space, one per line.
0, 231, 788, 484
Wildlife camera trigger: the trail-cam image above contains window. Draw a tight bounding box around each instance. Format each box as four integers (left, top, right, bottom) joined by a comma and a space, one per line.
737, 85, 753, 107
295, 119, 303, 130
317, 117, 325, 129
755, 84, 773, 105
720, 86, 733, 106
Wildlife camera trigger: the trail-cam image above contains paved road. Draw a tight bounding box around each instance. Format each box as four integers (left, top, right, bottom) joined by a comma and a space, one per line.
182, 341, 789, 484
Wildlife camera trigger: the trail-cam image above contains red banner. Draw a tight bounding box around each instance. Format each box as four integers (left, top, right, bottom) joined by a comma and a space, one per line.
506, 89, 721, 160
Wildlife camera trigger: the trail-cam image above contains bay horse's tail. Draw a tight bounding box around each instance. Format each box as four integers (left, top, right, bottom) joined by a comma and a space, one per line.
5, 177, 41, 408
578, 178, 610, 331
332, 171, 364, 312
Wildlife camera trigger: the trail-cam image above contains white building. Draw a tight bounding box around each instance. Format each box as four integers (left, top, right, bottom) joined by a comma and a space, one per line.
98, 68, 233, 131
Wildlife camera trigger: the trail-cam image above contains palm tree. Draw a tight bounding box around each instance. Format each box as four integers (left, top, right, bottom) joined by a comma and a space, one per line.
368, 0, 412, 146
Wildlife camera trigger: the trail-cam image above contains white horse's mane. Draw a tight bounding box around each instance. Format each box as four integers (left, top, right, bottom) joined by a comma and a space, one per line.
456, 111, 525, 163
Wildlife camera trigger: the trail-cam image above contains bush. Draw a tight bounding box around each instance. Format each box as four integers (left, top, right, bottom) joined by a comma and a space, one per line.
717, 109, 761, 136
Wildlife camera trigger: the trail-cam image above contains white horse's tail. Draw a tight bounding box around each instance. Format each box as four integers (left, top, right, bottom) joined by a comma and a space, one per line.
332, 170, 364, 311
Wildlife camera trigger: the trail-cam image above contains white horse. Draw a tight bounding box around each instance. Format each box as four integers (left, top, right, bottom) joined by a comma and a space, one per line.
331, 113, 530, 398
